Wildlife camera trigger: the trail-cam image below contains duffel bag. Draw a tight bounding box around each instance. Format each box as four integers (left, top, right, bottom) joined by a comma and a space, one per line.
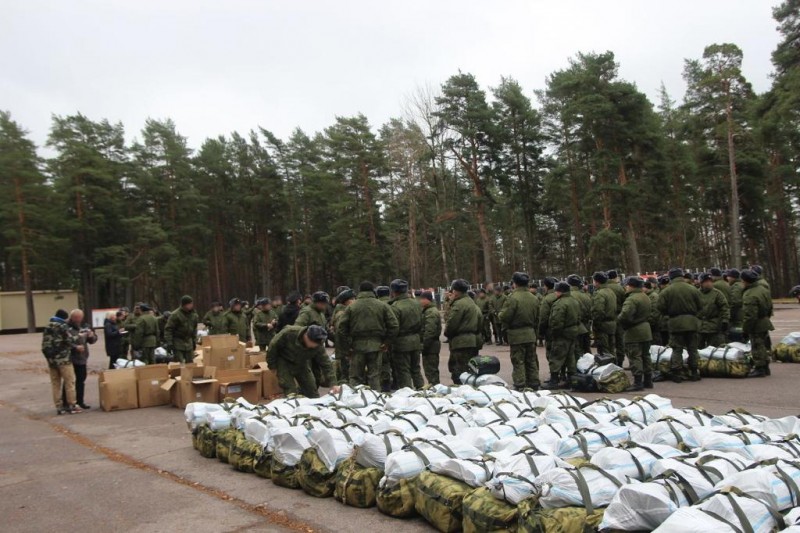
697, 356, 751, 378
215, 428, 243, 464
254, 451, 272, 479
229, 438, 261, 473
296, 448, 337, 498
334, 457, 383, 508
414, 471, 472, 532
570, 372, 598, 393
461, 487, 518, 533
596, 365, 630, 393
271, 456, 301, 490
773, 343, 800, 363
468, 355, 501, 376
376, 476, 418, 518
193, 424, 217, 459
517, 500, 605, 533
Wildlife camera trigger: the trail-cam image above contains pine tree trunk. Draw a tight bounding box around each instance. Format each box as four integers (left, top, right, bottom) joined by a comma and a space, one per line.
726, 94, 741, 269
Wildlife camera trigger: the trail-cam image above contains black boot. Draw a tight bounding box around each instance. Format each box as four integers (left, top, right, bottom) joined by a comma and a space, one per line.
541, 375, 561, 390
628, 375, 644, 392
748, 367, 768, 378
688, 368, 701, 382
643, 373, 654, 389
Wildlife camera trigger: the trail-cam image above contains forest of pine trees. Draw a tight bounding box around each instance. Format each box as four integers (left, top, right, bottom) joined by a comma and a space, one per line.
1, 2, 798, 323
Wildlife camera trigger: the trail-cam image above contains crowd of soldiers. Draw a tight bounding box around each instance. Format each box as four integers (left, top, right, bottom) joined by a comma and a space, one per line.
44, 263, 775, 410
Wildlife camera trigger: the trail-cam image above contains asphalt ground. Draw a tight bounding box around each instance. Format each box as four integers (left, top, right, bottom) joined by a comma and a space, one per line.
1, 304, 799, 532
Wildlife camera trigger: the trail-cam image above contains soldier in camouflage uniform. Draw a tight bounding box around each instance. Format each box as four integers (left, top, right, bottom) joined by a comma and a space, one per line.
224, 298, 250, 343
591, 272, 618, 357
606, 270, 627, 367
164, 295, 199, 364
124, 303, 143, 357
475, 289, 493, 345
741, 269, 774, 378
42, 309, 83, 414
388, 279, 424, 389
726, 269, 744, 336
374, 285, 394, 390
567, 274, 592, 357
697, 273, 730, 349
657, 276, 672, 345
545, 282, 581, 389
644, 280, 662, 346
499, 272, 540, 390
538, 278, 558, 364
709, 267, 731, 304
117, 307, 131, 358
491, 285, 507, 345
331, 290, 356, 384
338, 282, 399, 389
202, 301, 227, 335
444, 279, 482, 384
418, 291, 442, 385
134, 304, 160, 364
617, 277, 653, 391
296, 291, 331, 387
267, 325, 338, 397
656, 268, 702, 383
253, 298, 279, 352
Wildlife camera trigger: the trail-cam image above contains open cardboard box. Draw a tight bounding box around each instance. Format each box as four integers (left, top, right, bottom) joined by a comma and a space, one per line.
217, 368, 260, 404
162, 365, 217, 408
99, 368, 139, 412
257, 362, 283, 399
136, 364, 170, 408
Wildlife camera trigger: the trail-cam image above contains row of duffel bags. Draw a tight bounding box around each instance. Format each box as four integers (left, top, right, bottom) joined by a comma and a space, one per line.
191, 424, 606, 533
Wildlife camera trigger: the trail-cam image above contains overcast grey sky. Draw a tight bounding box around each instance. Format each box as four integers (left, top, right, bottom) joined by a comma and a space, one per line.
1, 0, 782, 152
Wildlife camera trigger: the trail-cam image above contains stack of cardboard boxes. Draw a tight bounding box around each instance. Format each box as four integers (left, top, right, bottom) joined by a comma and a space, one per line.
97, 334, 282, 411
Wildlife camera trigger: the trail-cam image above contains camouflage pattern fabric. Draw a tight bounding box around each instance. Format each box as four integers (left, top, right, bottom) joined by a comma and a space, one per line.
597, 369, 630, 393
254, 451, 273, 479
334, 457, 382, 508
296, 448, 337, 498
271, 456, 300, 489
517, 500, 605, 533
376, 476, 418, 518
461, 487, 518, 533
697, 352, 752, 378
229, 438, 261, 473
215, 429, 243, 464
192, 424, 217, 459
773, 343, 800, 363
414, 471, 472, 532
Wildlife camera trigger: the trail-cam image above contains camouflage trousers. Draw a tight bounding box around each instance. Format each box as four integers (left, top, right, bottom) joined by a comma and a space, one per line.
626, 341, 652, 378
422, 351, 440, 385
381, 349, 393, 390
449, 347, 477, 384
350, 351, 382, 390
510, 343, 539, 390
698, 332, 726, 349
173, 348, 193, 364
276, 359, 319, 398
548, 337, 575, 375
140, 347, 155, 365
669, 331, 699, 372
335, 351, 351, 385
392, 350, 424, 390
749, 332, 770, 369
593, 329, 616, 357
615, 323, 627, 366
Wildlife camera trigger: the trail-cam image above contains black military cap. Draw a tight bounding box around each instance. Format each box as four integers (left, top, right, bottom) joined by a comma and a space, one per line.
336, 289, 356, 304
229, 298, 241, 307
306, 325, 328, 343
699, 273, 713, 283
626, 276, 644, 288
741, 269, 759, 283
790, 285, 800, 297
312, 291, 330, 303
543, 277, 556, 289
668, 268, 684, 280
607, 269, 619, 280
592, 271, 608, 284
418, 291, 434, 301
725, 268, 741, 279
375, 286, 391, 297
750, 265, 764, 276
567, 274, 582, 287
555, 282, 571, 293
709, 267, 723, 277
390, 279, 409, 293
451, 279, 469, 293
511, 272, 530, 286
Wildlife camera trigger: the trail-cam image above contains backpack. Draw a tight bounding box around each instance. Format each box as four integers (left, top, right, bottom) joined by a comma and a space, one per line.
468, 355, 501, 376
41, 322, 68, 361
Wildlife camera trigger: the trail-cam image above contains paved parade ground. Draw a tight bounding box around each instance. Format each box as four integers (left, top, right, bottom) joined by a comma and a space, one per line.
1, 306, 799, 532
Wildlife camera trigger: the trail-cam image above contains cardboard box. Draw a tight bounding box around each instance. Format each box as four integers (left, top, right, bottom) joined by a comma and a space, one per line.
167, 362, 183, 378
247, 353, 266, 368
136, 364, 169, 381
99, 368, 139, 412
206, 343, 246, 370
249, 369, 263, 399
201, 334, 239, 349
217, 369, 260, 404
134, 364, 170, 408
162, 366, 217, 408
261, 366, 283, 399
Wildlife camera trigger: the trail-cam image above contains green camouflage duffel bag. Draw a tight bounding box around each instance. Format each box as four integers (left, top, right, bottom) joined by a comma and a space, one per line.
517, 500, 604, 533
597, 369, 630, 394
334, 457, 383, 508
414, 471, 472, 532
271, 456, 300, 490
215, 429, 244, 464
697, 352, 751, 378
229, 438, 262, 473
193, 424, 218, 459
254, 451, 273, 479
376, 476, 418, 518
773, 343, 800, 363
296, 448, 337, 498
462, 487, 518, 533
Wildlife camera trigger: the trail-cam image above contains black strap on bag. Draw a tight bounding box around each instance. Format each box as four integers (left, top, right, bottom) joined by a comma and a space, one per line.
655, 468, 701, 504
